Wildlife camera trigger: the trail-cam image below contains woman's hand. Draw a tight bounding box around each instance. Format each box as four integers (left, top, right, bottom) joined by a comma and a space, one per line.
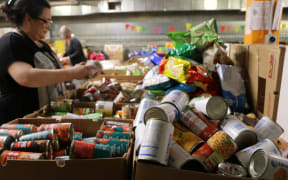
70, 63, 100, 79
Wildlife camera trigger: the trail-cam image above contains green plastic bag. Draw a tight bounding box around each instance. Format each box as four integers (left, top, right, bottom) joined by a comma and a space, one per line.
167, 32, 190, 47
166, 44, 198, 60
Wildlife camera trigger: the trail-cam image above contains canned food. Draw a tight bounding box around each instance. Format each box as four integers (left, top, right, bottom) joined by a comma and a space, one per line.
249, 149, 288, 179
0, 136, 15, 150
96, 130, 130, 140
144, 103, 179, 124
135, 123, 146, 154
50, 99, 73, 112
161, 90, 189, 113
217, 162, 247, 177
253, 116, 284, 141
82, 137, 97, 143
0, 129, 24, 140
73, 132, 83, 140
96, 101, 114, 117
138, 119, 174, 166
10, 140, 53, 159
1, 124, 37, 134
168, 141, 198, 170
19, 129, 57, 146
101, 125, 131, 133
95, 138, 129, 157
0, 151, 44, 166
221, 116, 257, 150
194, 96, 228, 120
53, 149, 67, 160
173, 123, 204, 154
104, 121, 130, 127
122, 104, 138, 119
73, 107, 95, 115
38, 123, 74, 143
181, 108, 218, 141
207, 131, 237, 160
133, 98, 159, 128
236, 139, 281, 168
70, 140, 112, 159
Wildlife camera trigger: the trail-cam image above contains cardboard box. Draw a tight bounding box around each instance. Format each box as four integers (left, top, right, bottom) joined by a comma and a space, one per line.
229, 44, 286, 120
104, 44, 124, 60
1, 118, 133, 180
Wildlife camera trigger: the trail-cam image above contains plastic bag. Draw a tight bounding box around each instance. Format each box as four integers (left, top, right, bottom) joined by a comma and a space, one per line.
166, 44, 199, 60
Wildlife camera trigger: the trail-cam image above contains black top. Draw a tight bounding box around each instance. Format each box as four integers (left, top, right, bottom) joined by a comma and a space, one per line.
0, 32, 59, 124
63, 36, 86, 65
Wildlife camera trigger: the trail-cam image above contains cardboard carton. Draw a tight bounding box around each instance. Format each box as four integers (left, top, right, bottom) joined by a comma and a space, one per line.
1, 118, 133, 180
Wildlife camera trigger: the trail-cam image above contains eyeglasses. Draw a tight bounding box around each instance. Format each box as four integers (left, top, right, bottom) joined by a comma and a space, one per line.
35, 17, 53, 25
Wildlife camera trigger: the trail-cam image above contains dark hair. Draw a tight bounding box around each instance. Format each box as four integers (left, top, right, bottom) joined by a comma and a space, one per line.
0, 0, 50, 26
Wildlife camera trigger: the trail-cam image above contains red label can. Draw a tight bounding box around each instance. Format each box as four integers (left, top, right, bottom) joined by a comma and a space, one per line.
38, 123, 74, 143
0, 151, 44, 166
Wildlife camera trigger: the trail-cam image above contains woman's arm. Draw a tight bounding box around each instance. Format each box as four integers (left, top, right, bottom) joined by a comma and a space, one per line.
8, 61, 95, 88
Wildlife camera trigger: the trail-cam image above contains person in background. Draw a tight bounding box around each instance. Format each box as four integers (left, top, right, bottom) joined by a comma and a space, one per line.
59, 25, 86, 66
0, 0, 98, 124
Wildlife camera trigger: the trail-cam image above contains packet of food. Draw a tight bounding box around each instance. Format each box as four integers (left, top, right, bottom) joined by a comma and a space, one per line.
167, 31, 190, 47
166, 83, 197, 94
166, 43, 199, 60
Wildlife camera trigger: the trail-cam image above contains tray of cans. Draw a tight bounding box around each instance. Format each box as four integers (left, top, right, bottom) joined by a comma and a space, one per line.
0, 118, 134, 180
132, 89, 286, 180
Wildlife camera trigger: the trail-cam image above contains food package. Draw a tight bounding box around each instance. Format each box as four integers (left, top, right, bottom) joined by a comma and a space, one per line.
167, 31, 190, 47
166, 44, 199, 60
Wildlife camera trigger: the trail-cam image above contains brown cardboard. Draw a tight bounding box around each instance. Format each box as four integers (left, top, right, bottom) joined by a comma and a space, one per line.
229, 44, 285, 120
1, 118, 133, 180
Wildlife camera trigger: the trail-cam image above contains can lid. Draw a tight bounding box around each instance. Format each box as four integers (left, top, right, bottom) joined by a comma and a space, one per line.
144, 107, 168, 124
206, 96, 228, 120
248, 149, 268, 178
234, 130, 258, 150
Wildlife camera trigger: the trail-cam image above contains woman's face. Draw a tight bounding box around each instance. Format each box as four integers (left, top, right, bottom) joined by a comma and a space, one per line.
30, 8, 52, 41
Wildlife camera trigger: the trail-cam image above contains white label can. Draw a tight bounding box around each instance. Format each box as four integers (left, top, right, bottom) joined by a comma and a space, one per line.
133, 98, 159, 128
161, 90, 189, 113
95, 101, 114, 116
144, 103, 179, 124
135, 123, 146, 154
253, 116, 284, 141
236, 139, 281, 168
138, 119, 174, 166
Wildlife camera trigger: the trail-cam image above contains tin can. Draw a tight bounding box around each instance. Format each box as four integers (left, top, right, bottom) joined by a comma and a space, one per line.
38, 123, 74, 144
95, 101, 114, 117
122, 104, 137, 119
135, 123, 146, 154
194, 96, 228, 120
70, 140, 112, 159
173, 123, 204, 154
82, 137, 97, 143
0, 136, 15, 150
73, 107, 95, 115
94, 138, 128, 157
50, 99, 73, 112
73, 132, 83, 140
101, 125, 131, 133
207, 131, 237, 160
249, 149, 288, 179
0, 150, 44, 166
96, 130, 130, 140
10, 140, 53, 159
138, 119, 174, 166
105, 121, 130, 127
192, 143, 224, 172
133, 98, 159, 128
0, 129, 24, 141
144, 103, 179, 124
161, 90, 189, 113
253, 116, 284, 141
217, 162, 247, 177
1, 124, 37, 134
168, 141, 198, 170
235, 138, 281, 168
180, 108, 218, 141
53, 149, 67, 160
19, 129, 57, 145
221, 116, 257, 150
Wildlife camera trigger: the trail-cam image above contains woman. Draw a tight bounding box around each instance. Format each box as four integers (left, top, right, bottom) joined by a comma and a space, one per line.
0, 0, 98, 124
59, 25, 87, 65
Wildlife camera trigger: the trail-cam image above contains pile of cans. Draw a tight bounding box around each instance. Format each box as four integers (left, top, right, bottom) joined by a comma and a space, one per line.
134, 89, 287, 179
0, 120, 132, 167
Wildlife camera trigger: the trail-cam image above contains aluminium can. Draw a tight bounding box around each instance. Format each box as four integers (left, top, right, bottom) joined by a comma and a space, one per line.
249, 149, 288, 180
133, 98, 159, 128
168, 141, 199, 170
180, 107, 218, 141
144, 103, 179, 124
161, 90, 189, 113
0, 150, 44, 167
1, 124, 37, 134
135, 123, 146, 155
19, 129, 57, 145
0, 136, 15, 150
96, 130, 130, 140
101, 125, 131, 133
253, 116, 284, 142
70, 140, 112, 159
0, 129, 24, 140
235, 138, 281, 168
138, 118, 174, 166
221, 116, 257, 150
193, 96, 228, 120
217, 162, 247, 178
95, 100, 114, 117
38, 123, 74, 144
10, 140, 53, 159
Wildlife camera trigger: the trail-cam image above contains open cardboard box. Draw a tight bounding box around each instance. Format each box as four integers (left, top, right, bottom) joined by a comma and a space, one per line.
1, 118, 134, 180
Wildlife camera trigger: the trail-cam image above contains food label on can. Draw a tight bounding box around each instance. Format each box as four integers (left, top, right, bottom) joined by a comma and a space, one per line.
181, 109, 207, 135
0, 136, 7, 148
96, 101, 113, 116
73, 141, 95, 158
134, 98, 159, 127
161, 90, 189, 112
